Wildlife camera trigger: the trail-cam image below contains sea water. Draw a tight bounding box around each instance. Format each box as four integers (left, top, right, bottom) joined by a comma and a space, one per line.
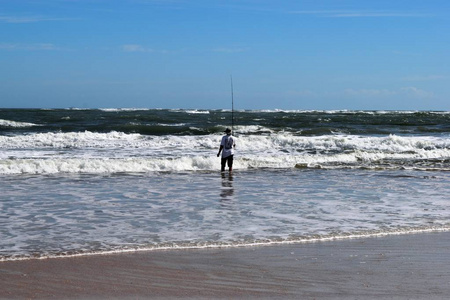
1, 109, 450, 261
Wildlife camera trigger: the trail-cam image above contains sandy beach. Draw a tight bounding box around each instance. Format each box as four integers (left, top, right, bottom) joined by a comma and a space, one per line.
1, 232, 449, 299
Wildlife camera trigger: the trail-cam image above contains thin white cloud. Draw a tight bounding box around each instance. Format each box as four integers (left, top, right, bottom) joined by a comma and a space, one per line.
400, 87, 435, 98
285, 90, 317, 97
121, 44, 169, 54
0, 43, 16, 50
121, 44, 149, 52
288, 10, 432, 18
392, 50, 422, 56
343, 88, 397, 97
0, 15, 75, 23
402, 75, 448, 81
131, 0, 184, 3
333, 12, 431, 18
129, 0, 185, 9
342, 87, 434, 98
212, 47, 249, 53
0, 43, 62, 51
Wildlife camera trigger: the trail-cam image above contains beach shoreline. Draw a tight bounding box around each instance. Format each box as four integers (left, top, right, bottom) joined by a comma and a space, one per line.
1, 232, 450, 299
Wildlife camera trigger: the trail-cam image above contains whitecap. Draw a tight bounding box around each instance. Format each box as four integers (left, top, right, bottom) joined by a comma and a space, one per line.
0, 119, 40, 128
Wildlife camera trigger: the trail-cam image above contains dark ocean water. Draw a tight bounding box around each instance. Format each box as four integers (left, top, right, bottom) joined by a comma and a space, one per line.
1, 108, 450, 261
2, 108, 450, 136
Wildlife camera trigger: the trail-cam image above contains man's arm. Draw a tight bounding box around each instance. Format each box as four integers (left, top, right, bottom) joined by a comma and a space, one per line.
217, 145, 224, 157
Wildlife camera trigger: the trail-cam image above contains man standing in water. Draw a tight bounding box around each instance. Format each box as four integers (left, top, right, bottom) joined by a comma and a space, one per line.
217, 128, 236, 172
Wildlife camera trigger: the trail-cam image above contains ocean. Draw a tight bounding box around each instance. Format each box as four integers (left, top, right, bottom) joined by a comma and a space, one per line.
1, 108, 450, 261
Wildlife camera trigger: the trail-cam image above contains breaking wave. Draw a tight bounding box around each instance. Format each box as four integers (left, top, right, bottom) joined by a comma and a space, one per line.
0, 119, 40, 128
1, 130, 449, 174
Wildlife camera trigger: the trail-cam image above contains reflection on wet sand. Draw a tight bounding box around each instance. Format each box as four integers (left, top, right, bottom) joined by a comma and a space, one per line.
220, 172, 234, 200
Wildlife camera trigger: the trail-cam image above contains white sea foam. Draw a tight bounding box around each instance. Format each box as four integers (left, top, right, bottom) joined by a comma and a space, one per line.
0, 119, 40, 128
0, 131, 142, 149
1, 131, 449, 174
1, 168, 450, 261
156, 123, 187, 127
246, 109, 450, 115
3, 225, 450, 262
185, 110, 210, 114
99, 108, 151, 112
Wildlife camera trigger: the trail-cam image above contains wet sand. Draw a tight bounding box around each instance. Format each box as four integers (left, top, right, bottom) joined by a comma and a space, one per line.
1, 232, 450, 299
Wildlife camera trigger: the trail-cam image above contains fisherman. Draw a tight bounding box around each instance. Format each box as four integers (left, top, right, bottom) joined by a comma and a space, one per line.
217, 128, 236, 172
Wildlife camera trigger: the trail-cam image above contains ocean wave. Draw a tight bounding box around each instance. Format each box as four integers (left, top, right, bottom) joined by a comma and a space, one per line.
98, 108, 151, 112
167, 109, 211, 114
185, 110, 210, 114
1, 153, 450, 175
0, 119, 40, 128
3, 130, 448, 150
0, 131, 143, 149
0, 157, 219, 174
249, 109, 450, 115
1, 131, 449, 173
30, 108, 450, 114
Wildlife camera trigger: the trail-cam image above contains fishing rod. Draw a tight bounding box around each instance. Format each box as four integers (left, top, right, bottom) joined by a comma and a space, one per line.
230, 75, 234, 134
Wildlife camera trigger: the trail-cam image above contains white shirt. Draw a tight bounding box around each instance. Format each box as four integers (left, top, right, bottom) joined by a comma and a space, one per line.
220, 134, 235, 158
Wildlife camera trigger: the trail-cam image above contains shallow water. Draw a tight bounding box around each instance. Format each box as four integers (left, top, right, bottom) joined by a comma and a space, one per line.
1, 168, 449, 260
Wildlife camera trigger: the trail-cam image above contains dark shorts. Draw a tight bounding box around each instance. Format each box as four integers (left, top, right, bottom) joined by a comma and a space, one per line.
221, 155, 233, 169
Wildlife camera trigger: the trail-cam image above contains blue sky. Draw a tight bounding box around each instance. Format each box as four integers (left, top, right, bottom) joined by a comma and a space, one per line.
1, 0, 449, 110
